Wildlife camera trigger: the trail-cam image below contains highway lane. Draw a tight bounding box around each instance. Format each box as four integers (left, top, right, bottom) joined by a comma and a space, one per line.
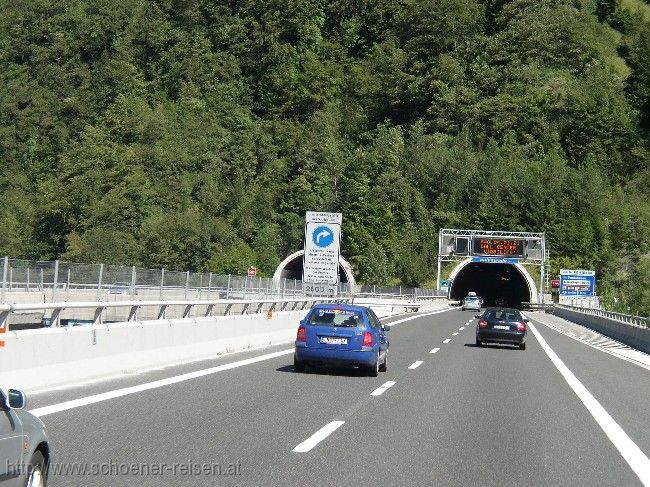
27, 308, 649, 486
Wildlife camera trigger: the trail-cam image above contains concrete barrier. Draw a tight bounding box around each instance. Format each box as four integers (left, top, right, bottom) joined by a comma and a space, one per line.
554, 306, 650, 354
0, 301, 451, 392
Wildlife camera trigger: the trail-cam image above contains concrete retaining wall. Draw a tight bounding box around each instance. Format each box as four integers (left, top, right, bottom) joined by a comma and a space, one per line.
554, 306, 650, 354
1, 301, 451, 392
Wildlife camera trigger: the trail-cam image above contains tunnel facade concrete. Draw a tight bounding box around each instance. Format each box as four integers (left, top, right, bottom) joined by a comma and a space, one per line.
448, 259, 537, 307
273, 250, 356, 286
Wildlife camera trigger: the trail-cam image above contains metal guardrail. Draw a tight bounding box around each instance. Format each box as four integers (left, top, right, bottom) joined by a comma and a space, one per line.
558, 305, 648, 328
0, 297, 423, 330
521, 302, 555, 312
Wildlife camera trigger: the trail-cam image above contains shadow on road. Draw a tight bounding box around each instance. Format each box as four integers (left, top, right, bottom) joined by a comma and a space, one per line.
276, 364, 370, 376
464, 343, 521, 351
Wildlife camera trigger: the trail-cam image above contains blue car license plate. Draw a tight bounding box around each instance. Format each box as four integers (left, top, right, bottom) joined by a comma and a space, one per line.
320, 337, 348, 345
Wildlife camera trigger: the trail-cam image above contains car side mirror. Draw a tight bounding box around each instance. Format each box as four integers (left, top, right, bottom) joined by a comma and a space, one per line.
382, 324, 391, 332
475, 314, 482, 319
7, 389, 26, 410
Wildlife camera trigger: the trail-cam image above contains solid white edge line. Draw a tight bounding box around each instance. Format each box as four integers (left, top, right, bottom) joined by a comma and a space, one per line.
529, 323, 650, 486
408, 361, 424, 370
429, 348, 440, 354
292, 421, 345, 453
370, 380, 396, 396
30, 349, 294, 417
443, 339, 451, 344
535, 320, 650, 372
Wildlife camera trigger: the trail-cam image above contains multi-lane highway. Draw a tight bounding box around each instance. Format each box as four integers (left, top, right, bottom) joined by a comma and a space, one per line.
27, 308, 650, 486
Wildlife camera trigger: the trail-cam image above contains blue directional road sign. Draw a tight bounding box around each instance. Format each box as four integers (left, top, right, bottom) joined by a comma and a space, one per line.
559, 269, 596, 297
312, 226, 335, 248
471, 257, 520, 264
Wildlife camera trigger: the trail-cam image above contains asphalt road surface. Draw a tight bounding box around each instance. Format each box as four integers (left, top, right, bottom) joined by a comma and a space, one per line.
27, 308, 650, 486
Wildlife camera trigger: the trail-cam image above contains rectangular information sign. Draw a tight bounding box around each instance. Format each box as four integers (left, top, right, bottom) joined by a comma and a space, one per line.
559, 269, 596, 296
303, 212, 342, 291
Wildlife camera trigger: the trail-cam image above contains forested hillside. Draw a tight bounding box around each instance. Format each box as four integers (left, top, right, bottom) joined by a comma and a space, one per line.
0, 0, 648, 315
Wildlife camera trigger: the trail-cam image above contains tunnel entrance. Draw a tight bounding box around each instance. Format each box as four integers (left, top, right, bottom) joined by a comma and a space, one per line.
449, 262, 533, 308
272, 250, 356, 285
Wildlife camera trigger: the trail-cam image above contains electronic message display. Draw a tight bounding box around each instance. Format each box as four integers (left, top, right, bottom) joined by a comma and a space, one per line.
472, 238, 526, 258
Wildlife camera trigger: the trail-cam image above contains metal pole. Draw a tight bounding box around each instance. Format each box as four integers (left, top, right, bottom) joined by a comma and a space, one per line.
208, 272, 212, 300
97, 264, 104, 301
436, 259, 442, 291
67, 268, 71, 292
539, 236, 546, 304
9, 267, 12, 291
226, 274, 231, 299
159, 268, 165, 300
131, 266, 136, 298
40, 268, 43, 292
184, 271, 189, 299
27, 267, 30, 292
52, 260, 59, 303
1, 257, 7, 303
258, 276, 262, 299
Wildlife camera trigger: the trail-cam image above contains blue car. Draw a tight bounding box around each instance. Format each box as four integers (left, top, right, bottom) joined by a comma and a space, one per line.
294, 304, 390, 376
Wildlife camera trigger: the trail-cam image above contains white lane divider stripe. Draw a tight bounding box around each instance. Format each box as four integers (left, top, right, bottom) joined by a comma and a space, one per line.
452, 333, 458, 336
408, 361, 424, 370
370, 381, 396, 396
443, 339, 451, 344
459, 327, 465, 331
30, 349, 294, 417
429, 348, 440, 354
529, 324, 650, 486
292, 421, 345, 453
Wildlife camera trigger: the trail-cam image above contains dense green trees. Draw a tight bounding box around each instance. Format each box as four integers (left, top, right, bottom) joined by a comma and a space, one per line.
0, 0, 648, 316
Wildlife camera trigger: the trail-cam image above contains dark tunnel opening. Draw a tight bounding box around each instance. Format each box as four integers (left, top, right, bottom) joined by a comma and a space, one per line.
449, 263, 531, 309
278, 255, 349, 283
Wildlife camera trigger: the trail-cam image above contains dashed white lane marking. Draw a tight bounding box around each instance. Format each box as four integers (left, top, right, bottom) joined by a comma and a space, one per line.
443, 339, 451, 344
292, 421, 345, 453
429, 348, 440, 354
370, 381, 396, 396
30, 348, 294, 417
529, 324, 650, 486
408, 361, 424, 370
452, 333, 458, 336
459, 327, 465, 331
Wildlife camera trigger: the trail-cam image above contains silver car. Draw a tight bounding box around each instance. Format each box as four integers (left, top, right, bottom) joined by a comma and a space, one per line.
1, 388, 50, 487
462, 296, 481, 311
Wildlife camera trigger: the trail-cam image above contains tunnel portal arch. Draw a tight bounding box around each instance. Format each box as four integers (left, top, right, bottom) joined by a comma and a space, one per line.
448, 259, 537, 307
273, 250, 356, 286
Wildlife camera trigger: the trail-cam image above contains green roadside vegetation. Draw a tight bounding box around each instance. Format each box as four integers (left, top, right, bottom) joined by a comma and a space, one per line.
0, 0, 648, 317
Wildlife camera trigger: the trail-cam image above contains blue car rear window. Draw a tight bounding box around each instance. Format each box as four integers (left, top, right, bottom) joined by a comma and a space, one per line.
308, 309, 363, 327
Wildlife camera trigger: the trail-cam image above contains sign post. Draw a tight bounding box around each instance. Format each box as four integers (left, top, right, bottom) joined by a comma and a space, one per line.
303, 212, 342, 296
